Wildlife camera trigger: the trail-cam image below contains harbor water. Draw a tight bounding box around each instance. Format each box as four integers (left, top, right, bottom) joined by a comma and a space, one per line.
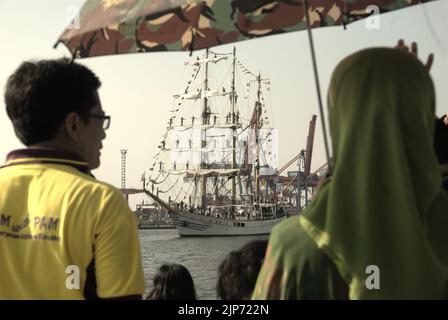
139, 229, 268, 300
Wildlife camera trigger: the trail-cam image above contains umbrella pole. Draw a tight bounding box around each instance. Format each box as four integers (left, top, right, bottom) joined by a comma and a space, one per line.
303, 0, 333, 174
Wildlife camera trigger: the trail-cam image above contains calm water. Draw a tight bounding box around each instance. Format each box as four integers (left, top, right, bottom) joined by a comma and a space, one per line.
139, 229, 268, 300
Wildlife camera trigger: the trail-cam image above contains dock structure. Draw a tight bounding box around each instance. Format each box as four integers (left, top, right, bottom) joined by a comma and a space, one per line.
135, 202, 175, 229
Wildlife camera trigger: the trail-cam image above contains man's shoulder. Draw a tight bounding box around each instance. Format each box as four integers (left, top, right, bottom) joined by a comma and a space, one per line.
52, 168, 130, 217
6, 163, 123, 201
62, 170, 123, 200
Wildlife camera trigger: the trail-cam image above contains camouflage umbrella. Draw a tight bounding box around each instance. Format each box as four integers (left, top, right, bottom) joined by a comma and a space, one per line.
56, 0, 435, 58
55, 0, 437, 170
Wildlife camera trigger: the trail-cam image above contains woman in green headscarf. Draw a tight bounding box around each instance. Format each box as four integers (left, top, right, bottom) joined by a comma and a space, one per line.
252, 48, 448, 299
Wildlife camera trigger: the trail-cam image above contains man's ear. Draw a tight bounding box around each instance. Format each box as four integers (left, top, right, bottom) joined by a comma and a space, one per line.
65, 112, 80, 141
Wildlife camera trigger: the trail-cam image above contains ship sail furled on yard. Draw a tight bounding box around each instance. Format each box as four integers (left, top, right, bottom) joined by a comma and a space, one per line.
144, 47, 287, 236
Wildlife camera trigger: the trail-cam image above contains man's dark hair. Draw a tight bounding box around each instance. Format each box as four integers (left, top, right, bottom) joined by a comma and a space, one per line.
434, 115, 448, 165
217, 240, 268, 300
4, 58, 101, 145
146, 263, 196, 300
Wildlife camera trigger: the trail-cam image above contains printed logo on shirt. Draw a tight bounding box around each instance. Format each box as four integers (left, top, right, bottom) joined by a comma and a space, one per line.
0, 214, 60, 241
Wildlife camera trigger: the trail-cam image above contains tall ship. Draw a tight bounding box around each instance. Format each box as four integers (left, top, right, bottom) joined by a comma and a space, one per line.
143, 47, 312, 236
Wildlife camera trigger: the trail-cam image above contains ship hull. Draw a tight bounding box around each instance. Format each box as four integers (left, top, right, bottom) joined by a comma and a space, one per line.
168, 210, 287, 236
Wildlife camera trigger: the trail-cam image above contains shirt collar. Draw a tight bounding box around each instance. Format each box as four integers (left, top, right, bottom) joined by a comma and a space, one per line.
1, 148, 92, 175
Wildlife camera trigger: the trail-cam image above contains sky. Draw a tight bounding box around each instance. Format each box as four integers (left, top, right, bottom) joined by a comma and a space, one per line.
1, 0, 447, 210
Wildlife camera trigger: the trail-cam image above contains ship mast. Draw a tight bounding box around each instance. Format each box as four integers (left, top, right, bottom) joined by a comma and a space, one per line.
255, 72, 261, 202
231, 46, 237, 207
201, 48, 210, 211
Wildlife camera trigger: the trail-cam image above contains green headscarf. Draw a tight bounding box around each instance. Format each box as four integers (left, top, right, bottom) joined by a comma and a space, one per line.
300, 48, 448, 299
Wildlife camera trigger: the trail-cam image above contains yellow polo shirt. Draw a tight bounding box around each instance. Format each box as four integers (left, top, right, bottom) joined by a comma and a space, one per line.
0, 149, 146, 299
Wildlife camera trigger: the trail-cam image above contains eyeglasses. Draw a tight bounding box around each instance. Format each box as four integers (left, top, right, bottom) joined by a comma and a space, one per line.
88, 114, 111, 130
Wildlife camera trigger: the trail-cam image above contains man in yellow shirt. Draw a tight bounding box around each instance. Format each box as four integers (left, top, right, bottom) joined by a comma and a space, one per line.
0, 59, 146, 299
